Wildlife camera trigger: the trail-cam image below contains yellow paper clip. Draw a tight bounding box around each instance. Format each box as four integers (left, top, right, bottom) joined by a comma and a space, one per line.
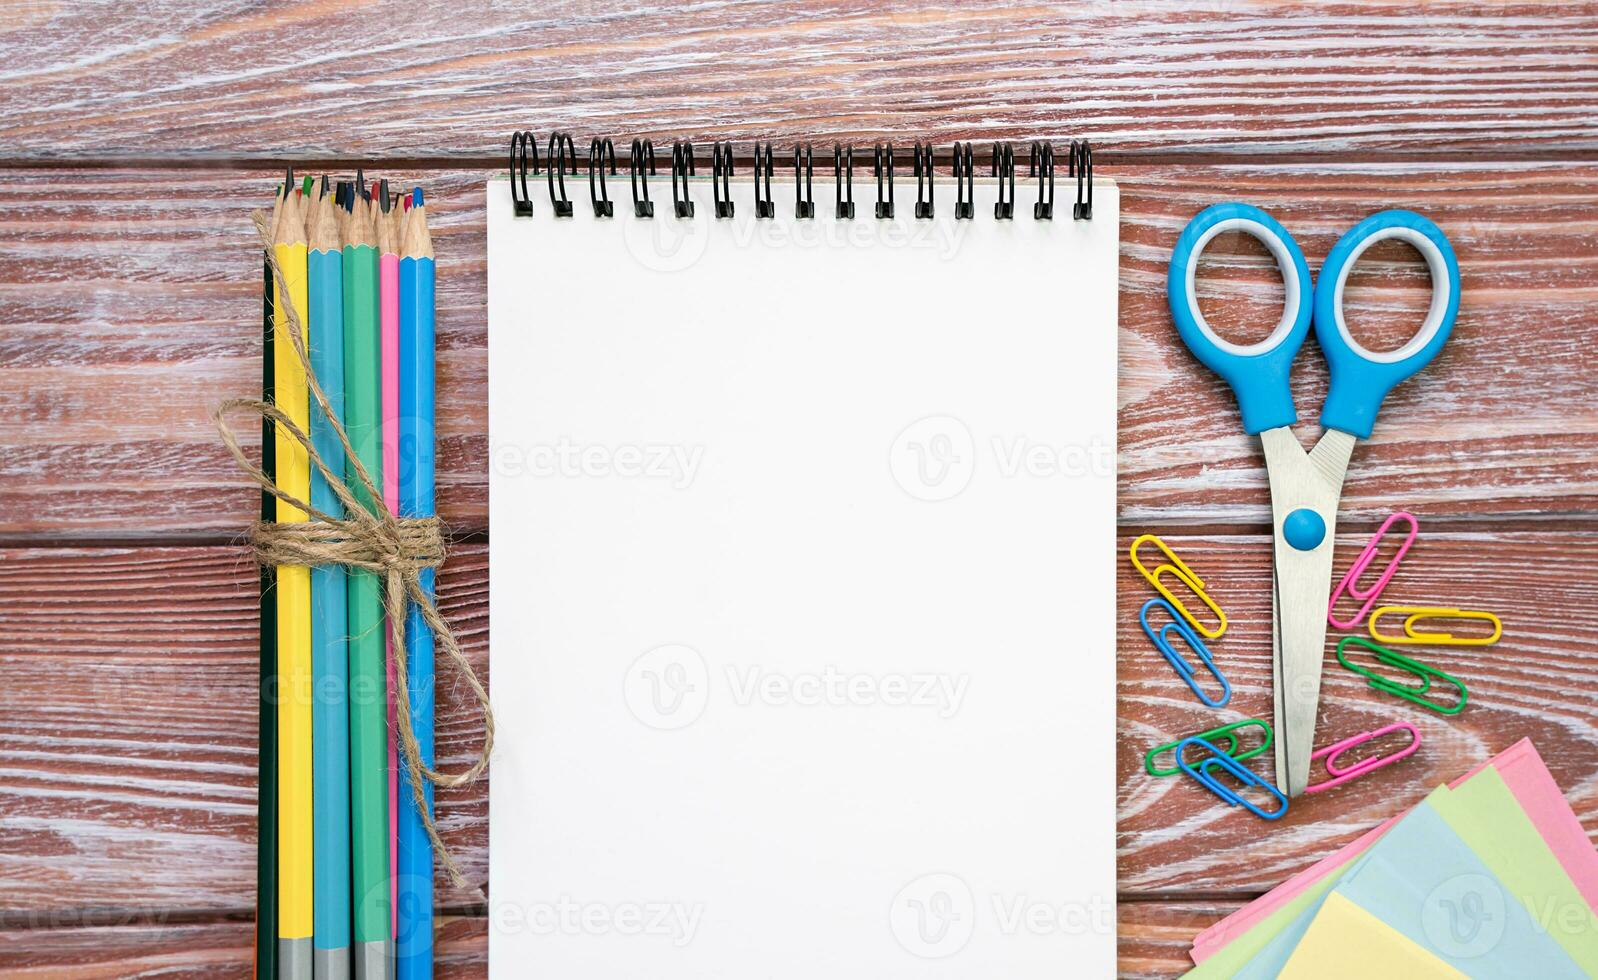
1368, 605, 1502, 647
1129, 533, 1227, 639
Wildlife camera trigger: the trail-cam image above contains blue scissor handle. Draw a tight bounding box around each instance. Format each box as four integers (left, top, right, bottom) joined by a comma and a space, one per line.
1314, 210, 1459, 439
1168, 203, 1314, 435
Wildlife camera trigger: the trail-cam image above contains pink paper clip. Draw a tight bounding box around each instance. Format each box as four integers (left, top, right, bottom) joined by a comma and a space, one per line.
1328, 511, 1418, 629
1304, 722, 1420, 794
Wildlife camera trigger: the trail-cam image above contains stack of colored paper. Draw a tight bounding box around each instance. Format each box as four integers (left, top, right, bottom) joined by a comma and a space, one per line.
1185, 739, 1598, 977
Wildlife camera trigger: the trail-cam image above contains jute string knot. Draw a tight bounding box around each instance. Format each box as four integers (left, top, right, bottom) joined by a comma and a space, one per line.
214, 210, 491, 890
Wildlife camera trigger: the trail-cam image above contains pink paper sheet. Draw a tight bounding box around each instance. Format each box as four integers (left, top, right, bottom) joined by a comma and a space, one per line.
1191, 738, 1598, 962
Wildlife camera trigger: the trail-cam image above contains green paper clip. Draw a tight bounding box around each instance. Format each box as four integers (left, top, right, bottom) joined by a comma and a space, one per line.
1144, 718, 1273, 777
1336, 635, 1467, 715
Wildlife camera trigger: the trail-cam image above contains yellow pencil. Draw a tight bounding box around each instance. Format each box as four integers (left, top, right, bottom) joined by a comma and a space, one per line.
273, 185, 314, 980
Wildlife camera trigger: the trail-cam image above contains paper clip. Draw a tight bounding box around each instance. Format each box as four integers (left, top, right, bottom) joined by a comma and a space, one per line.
1328, 511, 1418, 629
1129, 533, 1227, 639
1369, 605, 1502, 646
1139, 597, 1231, 708
1337, 636, 1467, 715
1304, 722, 1420, 794
1176, 736, 1288, 820
1145, 719, 1272, 777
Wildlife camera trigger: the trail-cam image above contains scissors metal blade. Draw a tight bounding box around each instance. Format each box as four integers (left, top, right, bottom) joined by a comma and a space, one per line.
1261, 427, 1356, 797
1270, 561, 1285, 791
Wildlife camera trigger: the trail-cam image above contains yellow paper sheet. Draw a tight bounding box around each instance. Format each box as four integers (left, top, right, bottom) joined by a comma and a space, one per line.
1279, 892, 1466, 980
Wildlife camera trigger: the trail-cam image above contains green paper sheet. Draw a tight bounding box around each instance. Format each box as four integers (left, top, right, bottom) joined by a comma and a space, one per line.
1433, 768, 1598, 972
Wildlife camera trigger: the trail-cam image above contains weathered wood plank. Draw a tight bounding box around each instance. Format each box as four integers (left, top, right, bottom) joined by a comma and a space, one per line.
1, 2, 1597, 160
1119, 900, 1240, 979
2, 534, 1593, 916
0, 545, 489, 918
0, 914, 490, 979
2, 162, 1595, 538
0, 901, 1239, 978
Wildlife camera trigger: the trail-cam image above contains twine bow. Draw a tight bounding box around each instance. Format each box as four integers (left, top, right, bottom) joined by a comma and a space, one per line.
214, 210, 491, 889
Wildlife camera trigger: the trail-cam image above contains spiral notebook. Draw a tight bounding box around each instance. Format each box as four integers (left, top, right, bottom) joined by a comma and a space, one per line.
487, 139, 1119, 978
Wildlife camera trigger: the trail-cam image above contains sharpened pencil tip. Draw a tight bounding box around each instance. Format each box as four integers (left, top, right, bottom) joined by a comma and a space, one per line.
411, 187, 424, 208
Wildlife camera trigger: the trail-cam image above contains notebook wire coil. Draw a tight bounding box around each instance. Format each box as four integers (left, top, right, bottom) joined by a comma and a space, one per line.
509, 134, 1096, 222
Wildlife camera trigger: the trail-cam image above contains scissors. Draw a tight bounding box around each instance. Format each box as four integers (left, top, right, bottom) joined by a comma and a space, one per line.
1166, 203, 1459, 797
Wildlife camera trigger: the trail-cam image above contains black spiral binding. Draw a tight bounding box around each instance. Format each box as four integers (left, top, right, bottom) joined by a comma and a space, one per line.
671, 141, 695, 218
1070, 140, 1093, 220
913, 142, 935, 219
712, 142, 735, 219
588, 138, 616, 218
630, 139, 656, 218
952, 142, 975, 220
873, 144, 894, 219
753, 142, 775, 219
547, 132, 576, 217
1030, 141, 1054, 220
795, 143, 815, 219
834, 144, 855, 219
508, 133, 1094, 222
992, 142, 1015, 220
510, 130, 540, 216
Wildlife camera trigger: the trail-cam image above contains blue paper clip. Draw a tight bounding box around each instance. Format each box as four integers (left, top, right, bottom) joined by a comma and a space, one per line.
1139, 597, 1231, 707
1176, 736, 1289, 821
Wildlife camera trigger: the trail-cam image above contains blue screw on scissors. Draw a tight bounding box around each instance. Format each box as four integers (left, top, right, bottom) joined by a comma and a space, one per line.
1167, 204, 1459, 797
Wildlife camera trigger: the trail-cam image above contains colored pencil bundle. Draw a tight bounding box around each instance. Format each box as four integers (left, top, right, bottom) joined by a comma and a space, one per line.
258, 171, 437, 980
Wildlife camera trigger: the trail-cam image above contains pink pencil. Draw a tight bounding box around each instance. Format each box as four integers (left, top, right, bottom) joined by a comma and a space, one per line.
376, 182, 402, 938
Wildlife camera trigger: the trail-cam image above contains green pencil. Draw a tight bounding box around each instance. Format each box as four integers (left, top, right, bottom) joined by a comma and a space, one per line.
342, 185, 391, 980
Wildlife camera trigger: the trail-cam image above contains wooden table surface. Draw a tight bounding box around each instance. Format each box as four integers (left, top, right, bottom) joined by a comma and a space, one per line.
3, 3, 1597, 976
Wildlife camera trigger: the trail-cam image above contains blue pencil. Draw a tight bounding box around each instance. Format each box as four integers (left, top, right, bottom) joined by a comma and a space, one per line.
307, 186, 352, 980
396, 186, 437, 978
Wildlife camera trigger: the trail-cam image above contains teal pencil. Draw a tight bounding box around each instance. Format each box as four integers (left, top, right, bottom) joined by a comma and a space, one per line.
343, 182, 391, 980
308, 182, 352, 980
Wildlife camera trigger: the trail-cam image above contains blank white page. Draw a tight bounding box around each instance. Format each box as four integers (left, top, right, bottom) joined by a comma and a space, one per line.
487, 173, 1119, 977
